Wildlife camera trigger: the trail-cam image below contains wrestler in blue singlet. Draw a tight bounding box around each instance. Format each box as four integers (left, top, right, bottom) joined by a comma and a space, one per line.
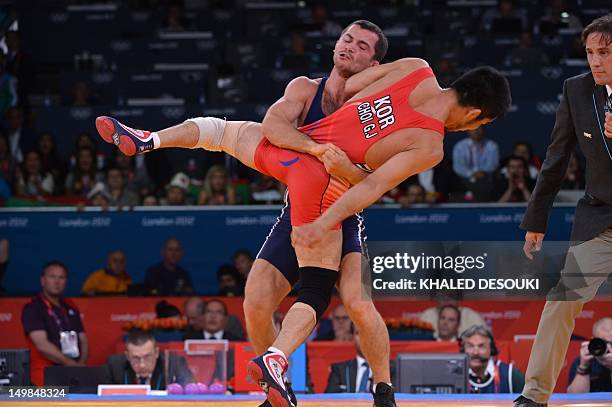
256, 77, 366, 285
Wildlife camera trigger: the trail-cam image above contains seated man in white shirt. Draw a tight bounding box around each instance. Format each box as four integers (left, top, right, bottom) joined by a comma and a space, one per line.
184, 297, 245, 341
325, 327, 374, 393
204, 299, 244, 341
435, 304, 461, 342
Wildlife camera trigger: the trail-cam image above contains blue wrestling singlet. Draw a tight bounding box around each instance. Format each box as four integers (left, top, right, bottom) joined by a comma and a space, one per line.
256, 77, 367, 285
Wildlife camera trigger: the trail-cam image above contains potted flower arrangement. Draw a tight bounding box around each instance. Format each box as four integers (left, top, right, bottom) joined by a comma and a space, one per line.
385, 318, 434, 340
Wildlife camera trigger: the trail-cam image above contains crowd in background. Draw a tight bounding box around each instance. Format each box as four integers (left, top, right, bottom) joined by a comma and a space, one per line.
0, 0, 593, 208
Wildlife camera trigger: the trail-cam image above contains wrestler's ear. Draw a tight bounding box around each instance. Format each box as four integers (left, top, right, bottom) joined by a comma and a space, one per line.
370, 59, 380, 67
465, 108, 482, 121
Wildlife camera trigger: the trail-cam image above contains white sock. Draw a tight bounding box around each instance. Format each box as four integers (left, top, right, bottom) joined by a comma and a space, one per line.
151, 132, 160, 148
268, 346, 287, 361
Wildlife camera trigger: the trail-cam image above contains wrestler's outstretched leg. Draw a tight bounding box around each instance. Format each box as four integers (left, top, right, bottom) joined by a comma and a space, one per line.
95, 115, 261, 169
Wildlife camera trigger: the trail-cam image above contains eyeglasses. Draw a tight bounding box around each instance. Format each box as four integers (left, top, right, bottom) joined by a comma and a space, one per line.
332, 316, 350, 322
127, 353, 156, 365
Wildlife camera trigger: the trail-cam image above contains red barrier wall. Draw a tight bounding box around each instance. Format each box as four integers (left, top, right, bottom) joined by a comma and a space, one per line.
0, 297, 604, 393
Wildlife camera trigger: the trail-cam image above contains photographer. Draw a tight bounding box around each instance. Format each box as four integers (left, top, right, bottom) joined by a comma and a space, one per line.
567, 317, 612, 393
494, 155, 535, 203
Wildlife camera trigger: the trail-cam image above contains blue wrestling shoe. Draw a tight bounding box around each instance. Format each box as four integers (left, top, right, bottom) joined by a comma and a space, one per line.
258, 380, 297, 406
95, 116, 156, 156
247, 350, 295, 407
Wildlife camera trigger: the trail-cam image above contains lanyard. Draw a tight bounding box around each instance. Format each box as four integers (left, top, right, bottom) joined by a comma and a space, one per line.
592, 91, 612, 162
469, 141, 486, 170
40, 294, 68, 331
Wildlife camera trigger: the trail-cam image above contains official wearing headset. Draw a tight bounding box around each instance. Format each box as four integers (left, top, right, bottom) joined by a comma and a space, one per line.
460, 325, 525, 394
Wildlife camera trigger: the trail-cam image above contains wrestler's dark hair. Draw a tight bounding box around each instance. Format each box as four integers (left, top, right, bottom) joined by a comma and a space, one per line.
450, 66, 512, 120
341, 20, 388, 62
582, 13, 612, 46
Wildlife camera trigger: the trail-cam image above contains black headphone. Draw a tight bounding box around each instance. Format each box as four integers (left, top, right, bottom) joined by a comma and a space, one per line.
459, 325, 498, 357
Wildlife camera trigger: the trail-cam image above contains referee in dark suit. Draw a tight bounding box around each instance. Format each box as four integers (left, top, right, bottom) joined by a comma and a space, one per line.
515, 14, 612, 407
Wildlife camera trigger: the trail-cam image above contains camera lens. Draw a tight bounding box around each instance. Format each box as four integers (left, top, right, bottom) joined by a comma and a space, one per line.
588, 337, 608, 357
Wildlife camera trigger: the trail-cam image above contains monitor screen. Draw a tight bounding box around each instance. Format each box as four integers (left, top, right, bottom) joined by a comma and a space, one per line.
44, 366, 108, 394
0, 349, 30, 386
395, 353, 468, 394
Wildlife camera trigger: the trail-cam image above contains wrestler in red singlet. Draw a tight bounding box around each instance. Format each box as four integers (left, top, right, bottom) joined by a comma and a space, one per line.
255, 67, 444, 227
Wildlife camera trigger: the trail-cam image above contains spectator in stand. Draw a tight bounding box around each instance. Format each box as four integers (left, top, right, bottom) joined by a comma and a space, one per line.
155, 300, 181, 319
162, 172, 189, 206
0, 132, 15, 186
183, 297, 245, 341
316, 304, 354, 342
480, 0, 528, 35
6, 106, 33, 164
163, 3, 186, 32
4, 31, 33, 110
560, 153, 585, 190
0, 52, 17, 115
537, 0, 583, 35
250, 174, 285, 204
197, 165, 236, 205
142, 194, 158, 206
420, 294, 486, 338
452, 127, 499, 201
65, 146, 103, 197
144, 238, 193, 296
505, 142, 540, 179
113, 153, 151, 197
509, 31, 550, 67
70, 80, 94, 107
201, 299, 244, 341
37, 132, 66, 193
278, 30, 318, 70
309, 3, 342, 37
21, 261, 88, 385
398, 183, 426, 207
217, 264, 244, 297
81, 250, 132, 296
435, 304, 461, 342
86, 182, 111, 209
69, 133, 105, 171
567, 317, 612, 393
494, 155, 535, 203
105, 166, 139, 209
14, 150, 55, 197
231, 249, 253, 281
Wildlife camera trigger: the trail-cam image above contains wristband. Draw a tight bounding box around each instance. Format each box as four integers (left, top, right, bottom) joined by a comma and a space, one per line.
576, 365, 591, 375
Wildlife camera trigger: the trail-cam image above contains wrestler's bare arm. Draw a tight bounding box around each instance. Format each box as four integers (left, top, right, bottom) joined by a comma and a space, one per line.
261, 76, 323, 156
317, 131, 443, 231
262, 76, 369, 184
345, 57, 429, 99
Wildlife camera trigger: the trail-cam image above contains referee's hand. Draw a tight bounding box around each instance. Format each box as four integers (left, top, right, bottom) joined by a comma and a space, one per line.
523, 231, 545, 259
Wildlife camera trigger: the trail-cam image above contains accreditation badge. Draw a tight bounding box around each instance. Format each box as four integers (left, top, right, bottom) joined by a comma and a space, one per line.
59, 330, 80, 358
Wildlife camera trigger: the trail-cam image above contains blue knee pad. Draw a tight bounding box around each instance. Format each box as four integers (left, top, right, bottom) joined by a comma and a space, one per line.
295, 267, 338, 321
